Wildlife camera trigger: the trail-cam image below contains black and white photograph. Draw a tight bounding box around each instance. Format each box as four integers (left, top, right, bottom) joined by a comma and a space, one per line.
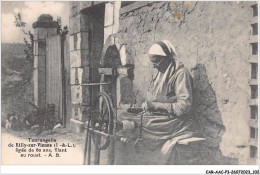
1, 0, 259, 172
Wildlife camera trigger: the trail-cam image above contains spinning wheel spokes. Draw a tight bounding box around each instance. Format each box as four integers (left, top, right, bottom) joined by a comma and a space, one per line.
84, 91, 116, 165
95, 92, 114, 149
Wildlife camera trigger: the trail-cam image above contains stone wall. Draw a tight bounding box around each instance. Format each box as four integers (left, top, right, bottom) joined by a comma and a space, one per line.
69, 2, 91, 126
68, 2, 121, 132
116, 1, 254, 164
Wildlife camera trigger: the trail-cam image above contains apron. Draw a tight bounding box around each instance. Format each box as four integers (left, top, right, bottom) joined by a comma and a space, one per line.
115, 62, 194, 164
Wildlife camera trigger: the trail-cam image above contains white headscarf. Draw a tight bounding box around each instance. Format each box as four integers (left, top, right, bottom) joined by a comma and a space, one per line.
148, 40, 178, 61
149, 40, 183, 102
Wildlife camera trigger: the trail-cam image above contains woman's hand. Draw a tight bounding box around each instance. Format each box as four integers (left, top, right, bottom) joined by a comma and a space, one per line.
142, 100, 156, 112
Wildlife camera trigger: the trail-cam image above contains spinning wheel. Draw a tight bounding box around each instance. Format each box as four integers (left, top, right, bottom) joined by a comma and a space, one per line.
83, 91, 116, 165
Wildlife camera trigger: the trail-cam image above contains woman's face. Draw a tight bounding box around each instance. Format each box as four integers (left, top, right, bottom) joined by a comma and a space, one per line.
149, 55, 171, 73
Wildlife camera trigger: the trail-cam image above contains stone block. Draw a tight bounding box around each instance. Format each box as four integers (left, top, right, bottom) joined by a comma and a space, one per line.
38, 40, 46, 56
34, 56, 38, 68
33, 39, 47, 56
70, 67, 78, 85
80, 1, 92, 10
71, 103, 80, 118
32, 21, 58, 29
34, 56, 45, 68
70, 5, 80, 17
69, 17, 74, 34
70, 67, 91, 105
69, 16, 80, 34
79, 14, 89, 32
75, 32, 82, 50
77, 106, 83, 121
71, 85, 82, 104
77, 67, 83, 84
38, 67, 46, 80
81, 66, 91, 84
70, 14, 89, 33
119, 45, 127, 66
105, 3, 114, 27
71, 103, 84, 122
34, 41, 38, 55
82, 86, 91, 106
113, 1, 121, 33
33, 28, 38, 38
47, 27, 58, 37
114, 37, 122, 51
70, 50, 89, 67
76, 32, 89, 50
33, 69, 38, 106
37, 67, 46, 108
70, 67, 89, 82
38, 28, 48, 40
70, 1, 80, 8
104, 26, 113, 44
69, 118, 84, 133
81, 49, 90, 66
69, 34, 75, 51
94, 1, 105, 5
79, 105, 90, 122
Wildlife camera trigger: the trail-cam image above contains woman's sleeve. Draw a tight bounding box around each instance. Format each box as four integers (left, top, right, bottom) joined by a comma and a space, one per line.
153, 71, 193, 116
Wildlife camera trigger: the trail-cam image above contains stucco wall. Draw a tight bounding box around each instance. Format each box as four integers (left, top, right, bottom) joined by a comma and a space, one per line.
116, 1, 254, 164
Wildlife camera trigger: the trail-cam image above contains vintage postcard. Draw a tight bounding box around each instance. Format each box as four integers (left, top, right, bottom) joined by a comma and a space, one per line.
1, 1, 259, 173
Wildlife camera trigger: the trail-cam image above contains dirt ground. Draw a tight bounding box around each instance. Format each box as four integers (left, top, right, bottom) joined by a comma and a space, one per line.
1, 127, 86, 165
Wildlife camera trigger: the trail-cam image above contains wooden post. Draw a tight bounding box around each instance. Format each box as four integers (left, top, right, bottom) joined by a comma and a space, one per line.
61, 35, 67, 127
94, 134, 101, 165
87, 134, 92, 165
83, 120, 90, 165
108, 138, 115, 165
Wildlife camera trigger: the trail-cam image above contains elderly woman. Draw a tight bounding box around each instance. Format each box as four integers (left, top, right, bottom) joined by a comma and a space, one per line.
116, 40, 195, 165
143, 40, 193, 116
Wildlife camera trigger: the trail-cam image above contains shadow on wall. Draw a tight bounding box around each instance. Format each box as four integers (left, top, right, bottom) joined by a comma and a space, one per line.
180, 63, 238, 165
